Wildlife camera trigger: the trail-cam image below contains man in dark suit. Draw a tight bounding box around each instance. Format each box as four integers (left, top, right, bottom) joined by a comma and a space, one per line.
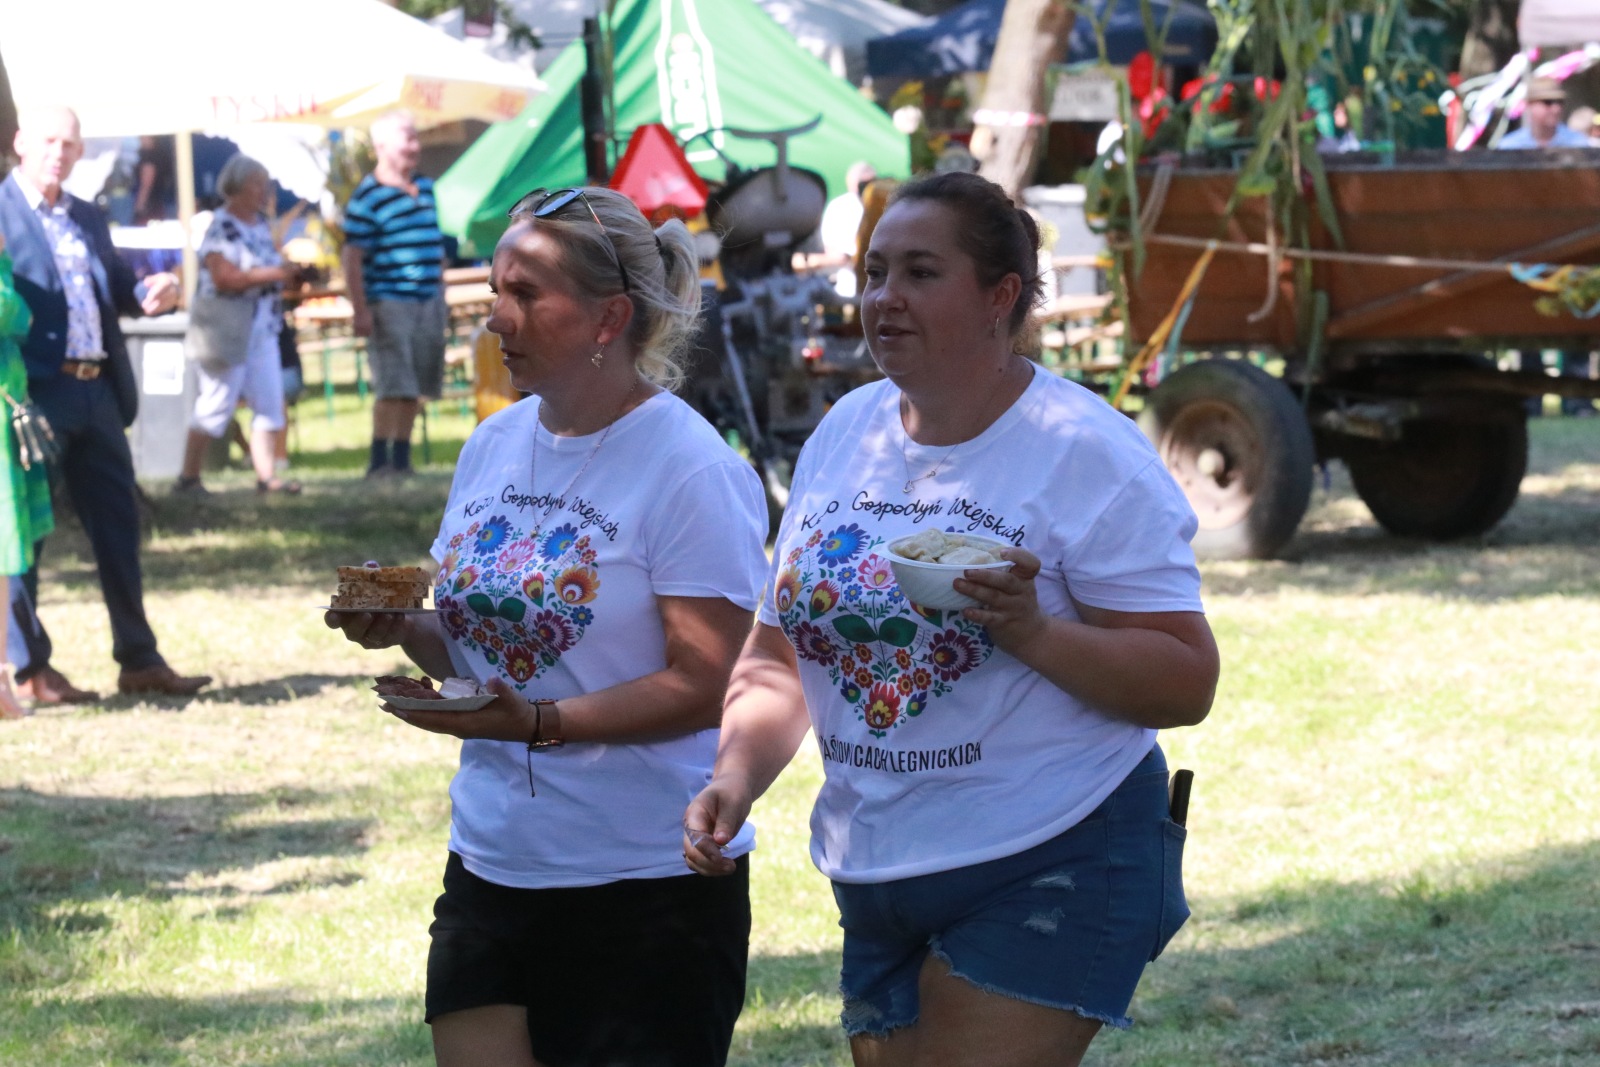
0, 105, 210, 702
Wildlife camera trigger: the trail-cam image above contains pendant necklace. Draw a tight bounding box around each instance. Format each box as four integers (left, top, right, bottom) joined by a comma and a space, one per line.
900, 429, 959, 495
528, 377, 641, 539
899, 360, 1022, 495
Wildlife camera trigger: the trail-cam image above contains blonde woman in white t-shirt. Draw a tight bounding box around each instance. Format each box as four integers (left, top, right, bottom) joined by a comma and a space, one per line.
328, 187, 768, 1067
686, 172, 1220, 1067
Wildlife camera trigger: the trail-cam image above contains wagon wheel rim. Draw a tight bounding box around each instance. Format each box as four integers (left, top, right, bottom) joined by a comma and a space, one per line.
1158, 399, 1263, 530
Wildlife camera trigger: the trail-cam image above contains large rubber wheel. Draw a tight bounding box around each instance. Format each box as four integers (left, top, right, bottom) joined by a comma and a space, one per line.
1344, 412, 1526, 539
1140, 360, 1315, 560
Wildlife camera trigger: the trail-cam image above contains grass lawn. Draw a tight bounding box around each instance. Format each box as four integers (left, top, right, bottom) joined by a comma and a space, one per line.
1, 389, 1598, 1066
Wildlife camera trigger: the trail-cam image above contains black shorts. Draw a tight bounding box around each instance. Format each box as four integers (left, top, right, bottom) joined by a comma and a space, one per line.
425, 852, 750, 1067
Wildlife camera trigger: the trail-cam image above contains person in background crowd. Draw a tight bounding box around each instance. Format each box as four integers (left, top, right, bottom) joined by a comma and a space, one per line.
804, 160, 877, 299
0, 105, 212, 702
133, 134, 176, 225
1498, 76, 1598, 416
1566, 106, 1599, 146
0, 232, 53, 719
341, 110, 447, 478
274, 309, 305, 474
1500, 76, 1591, 149
175, 154, 305, 495
1316, 99, 1362, 153
686, 172, 1217, 1067
328, 186, 767, 1067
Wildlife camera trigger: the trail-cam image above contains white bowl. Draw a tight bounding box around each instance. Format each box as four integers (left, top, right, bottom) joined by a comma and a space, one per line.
886, 533, 1014, 611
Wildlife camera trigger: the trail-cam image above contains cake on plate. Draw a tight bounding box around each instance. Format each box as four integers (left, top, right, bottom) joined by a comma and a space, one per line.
332, 562, 431, 610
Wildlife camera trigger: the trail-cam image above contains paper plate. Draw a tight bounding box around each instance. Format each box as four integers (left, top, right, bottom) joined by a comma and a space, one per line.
381, 692, 496, 712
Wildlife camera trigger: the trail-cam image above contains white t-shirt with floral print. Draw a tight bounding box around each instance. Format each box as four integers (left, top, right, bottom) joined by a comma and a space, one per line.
759, 367, 1204, 884
431, 391, 768, 889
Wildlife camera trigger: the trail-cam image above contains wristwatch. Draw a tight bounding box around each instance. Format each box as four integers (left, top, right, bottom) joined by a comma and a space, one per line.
527, 699, 564, 750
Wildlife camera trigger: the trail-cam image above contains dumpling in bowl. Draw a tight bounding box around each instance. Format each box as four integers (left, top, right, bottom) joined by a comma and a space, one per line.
894, 529, 950, 561
937, 544, 1002, 566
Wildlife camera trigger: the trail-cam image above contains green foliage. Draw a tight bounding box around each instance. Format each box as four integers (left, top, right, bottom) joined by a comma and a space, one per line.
390, 0, 542, 52
391, 0, 457, 17
1082, 0, 1450, 337
1531, 266, 1600, 320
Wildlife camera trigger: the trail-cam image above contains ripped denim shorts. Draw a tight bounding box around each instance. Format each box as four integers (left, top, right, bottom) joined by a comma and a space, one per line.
830, 744, 1188, 1037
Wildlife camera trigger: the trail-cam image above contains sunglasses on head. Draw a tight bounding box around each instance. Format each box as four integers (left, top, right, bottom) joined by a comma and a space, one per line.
507, 187, 631, 295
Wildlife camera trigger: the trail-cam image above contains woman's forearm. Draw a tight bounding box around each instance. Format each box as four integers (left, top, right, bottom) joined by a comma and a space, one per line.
710, 627, 813, 800
1007, 610, 1219, 730
205, 252, 285, 294
398, 615, 457, 680
553, 666, 725, 744
552, 597, 755, 746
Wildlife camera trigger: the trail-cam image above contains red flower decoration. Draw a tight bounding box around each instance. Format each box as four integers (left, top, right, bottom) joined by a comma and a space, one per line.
863, 683, 901, 731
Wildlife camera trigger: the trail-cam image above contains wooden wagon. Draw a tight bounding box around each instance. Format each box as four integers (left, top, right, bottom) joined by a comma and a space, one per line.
1122, 147, 1600, 558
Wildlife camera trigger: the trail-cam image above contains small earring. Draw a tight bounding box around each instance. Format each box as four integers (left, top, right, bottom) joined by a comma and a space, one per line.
591, 348, 604, 368
990, 316, 999, 338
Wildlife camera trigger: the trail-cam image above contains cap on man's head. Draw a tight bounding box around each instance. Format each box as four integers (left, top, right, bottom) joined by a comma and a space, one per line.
1527, 76, 1567, 103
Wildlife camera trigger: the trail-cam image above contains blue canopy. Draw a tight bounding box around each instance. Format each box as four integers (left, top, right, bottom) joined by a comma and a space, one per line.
865, 0, 1216, 79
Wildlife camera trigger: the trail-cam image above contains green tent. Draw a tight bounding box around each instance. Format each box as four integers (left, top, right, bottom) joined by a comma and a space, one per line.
436, 0, 909, 256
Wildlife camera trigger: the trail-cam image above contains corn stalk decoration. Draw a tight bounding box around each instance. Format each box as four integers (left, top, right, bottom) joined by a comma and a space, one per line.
1081, 0, 1452, 355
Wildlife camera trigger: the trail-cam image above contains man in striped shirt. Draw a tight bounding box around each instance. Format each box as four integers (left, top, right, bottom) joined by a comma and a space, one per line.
341, 111, 448, 477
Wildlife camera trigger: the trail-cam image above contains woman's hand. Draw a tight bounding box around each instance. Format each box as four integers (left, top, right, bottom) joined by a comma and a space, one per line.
382, 677, 537, 743
326, 609, 458, 683
954, 546, 1047, 655
324, 609, 412, 650
682, 775, 752, 877
680, 624, 813, 877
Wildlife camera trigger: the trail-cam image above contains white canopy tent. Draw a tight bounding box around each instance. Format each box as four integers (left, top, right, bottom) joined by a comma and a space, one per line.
750, 0, 931, 84
1, 0, 543, 137
1, 0, 543, 290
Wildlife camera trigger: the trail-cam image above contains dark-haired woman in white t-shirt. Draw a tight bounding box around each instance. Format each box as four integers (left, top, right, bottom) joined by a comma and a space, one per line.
687, 172, 1219, 1067
330, 187, 768, 1067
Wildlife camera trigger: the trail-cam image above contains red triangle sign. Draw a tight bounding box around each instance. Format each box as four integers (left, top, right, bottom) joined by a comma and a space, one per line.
609, 123, 709, 219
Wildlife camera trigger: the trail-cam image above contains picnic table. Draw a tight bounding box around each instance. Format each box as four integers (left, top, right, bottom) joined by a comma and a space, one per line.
287, 266, 494, 421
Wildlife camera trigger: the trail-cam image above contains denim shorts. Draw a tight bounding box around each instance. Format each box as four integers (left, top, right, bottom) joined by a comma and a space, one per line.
831, 744, 1188, 1036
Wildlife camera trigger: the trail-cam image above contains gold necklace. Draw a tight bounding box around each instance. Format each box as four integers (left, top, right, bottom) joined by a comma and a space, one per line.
528, 378, 641, 538
899, 361, 1024, 495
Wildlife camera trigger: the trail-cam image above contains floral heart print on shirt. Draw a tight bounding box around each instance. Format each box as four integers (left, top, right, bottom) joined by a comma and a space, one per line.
775, 523, 994, 739
436, 516, 601, 688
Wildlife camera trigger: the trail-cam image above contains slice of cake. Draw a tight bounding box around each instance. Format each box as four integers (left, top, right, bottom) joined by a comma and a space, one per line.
332, 562, 431, 610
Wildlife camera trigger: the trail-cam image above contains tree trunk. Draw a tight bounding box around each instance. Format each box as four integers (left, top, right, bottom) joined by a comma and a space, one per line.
1458, 0, 1520, 79
973, 0, 1076, 199
0, 50, 16, 169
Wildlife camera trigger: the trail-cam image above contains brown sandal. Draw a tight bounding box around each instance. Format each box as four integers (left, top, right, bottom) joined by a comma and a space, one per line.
257, 479, 303, 495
